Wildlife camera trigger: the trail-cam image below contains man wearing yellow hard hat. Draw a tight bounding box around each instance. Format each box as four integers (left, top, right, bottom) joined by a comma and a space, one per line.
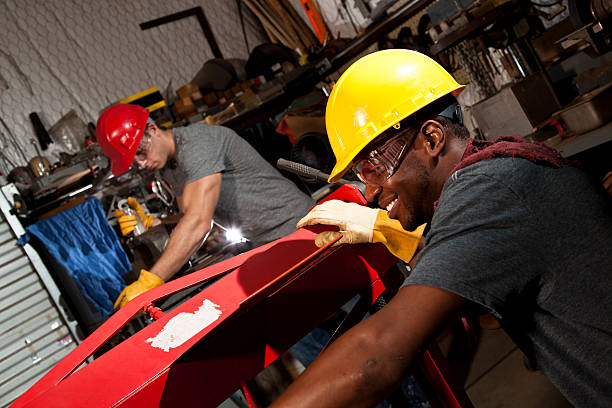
271, 50, 612, 407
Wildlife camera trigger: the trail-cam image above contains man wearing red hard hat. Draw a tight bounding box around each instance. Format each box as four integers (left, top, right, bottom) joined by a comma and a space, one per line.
96, 104, 314, 308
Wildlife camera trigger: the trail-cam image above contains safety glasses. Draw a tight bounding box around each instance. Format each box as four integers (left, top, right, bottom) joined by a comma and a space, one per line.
134, 127, 152, 162
353, 134, 409, 186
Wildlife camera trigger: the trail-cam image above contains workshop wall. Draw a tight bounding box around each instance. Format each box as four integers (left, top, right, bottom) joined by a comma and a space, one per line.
0, 0, 266, 170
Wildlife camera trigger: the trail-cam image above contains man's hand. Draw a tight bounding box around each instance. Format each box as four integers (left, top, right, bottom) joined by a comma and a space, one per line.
114, 269, 164, 309
127, 197, 154, 229
114, 197, 155, 236
297, 200, 425, 262
114, 209, 139, 236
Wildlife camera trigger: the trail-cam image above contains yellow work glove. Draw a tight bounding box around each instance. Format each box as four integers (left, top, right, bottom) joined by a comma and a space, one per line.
127, 197, 154, 229
114, 209, 138, 236
113, 197, 155, 236
296, 200, 425, 263
114, 269, 164, 309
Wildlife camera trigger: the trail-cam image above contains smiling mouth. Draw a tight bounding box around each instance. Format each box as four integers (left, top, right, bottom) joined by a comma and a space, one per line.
385, 197, 398, 212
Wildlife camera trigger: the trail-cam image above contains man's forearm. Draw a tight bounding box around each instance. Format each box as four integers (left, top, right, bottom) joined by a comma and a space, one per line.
271, 285, 466, 408
149, 215, 210, 281
271, 309, 417, 407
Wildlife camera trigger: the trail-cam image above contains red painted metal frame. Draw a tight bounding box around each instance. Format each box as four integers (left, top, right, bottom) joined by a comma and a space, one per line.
11, 185, 472, 408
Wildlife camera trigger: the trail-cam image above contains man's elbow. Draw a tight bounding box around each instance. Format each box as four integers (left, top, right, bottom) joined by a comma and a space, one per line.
195, 218, 212, 238
182, 214, 212, 239
342, 328, 411, 396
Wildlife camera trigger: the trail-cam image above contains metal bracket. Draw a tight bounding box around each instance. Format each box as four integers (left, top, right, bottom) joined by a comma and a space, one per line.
139, 7, 223, 59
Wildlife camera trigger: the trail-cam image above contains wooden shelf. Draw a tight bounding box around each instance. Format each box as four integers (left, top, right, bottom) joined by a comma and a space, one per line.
429, 2, 519, 55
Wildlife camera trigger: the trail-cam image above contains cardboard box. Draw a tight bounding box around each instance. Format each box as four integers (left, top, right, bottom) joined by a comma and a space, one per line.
203, 92, 218, 107
282, 115, 326, 144
177, 83, 199, 100
173, 97, 196, 119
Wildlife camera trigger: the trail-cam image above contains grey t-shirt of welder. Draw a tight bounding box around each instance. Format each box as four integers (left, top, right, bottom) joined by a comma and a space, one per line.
162, 123, 314, 247
403, 157, 612, 407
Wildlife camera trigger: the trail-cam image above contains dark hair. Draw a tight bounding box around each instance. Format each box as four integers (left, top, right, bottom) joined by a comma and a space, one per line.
435, 115, 469, 140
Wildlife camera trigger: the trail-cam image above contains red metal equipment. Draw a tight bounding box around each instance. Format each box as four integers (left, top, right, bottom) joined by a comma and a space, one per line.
11, 185, 473, 408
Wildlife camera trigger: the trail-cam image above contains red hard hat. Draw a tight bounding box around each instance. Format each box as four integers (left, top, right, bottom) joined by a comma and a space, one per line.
96, 104, 149, 176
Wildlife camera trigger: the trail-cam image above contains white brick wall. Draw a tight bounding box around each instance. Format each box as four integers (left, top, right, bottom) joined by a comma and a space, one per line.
0, 0, 266, 167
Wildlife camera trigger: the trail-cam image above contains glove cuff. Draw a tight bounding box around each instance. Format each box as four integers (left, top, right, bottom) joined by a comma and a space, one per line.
372, 211, 425, 262
143, 215, 154, 229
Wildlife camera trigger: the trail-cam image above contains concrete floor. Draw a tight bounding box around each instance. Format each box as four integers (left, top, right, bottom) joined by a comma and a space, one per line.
460, 327, 573, 408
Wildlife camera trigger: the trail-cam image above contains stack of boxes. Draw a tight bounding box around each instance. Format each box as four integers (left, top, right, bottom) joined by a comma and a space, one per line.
173, 83, 204, 120
171, 80, 259, 122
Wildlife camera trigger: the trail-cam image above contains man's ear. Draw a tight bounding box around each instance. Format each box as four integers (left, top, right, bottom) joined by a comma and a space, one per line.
419, 120, 445, 158
148, 123, 159, 137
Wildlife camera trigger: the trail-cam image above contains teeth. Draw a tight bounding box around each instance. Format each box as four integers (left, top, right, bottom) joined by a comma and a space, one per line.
386, 198, 397, 212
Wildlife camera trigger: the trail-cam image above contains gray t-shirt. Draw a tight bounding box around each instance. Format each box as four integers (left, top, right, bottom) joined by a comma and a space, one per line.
162, 123, 314, 247
404, 157, 612, 407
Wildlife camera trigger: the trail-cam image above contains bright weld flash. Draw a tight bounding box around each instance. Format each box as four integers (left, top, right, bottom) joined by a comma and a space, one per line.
225, 228, 246, 243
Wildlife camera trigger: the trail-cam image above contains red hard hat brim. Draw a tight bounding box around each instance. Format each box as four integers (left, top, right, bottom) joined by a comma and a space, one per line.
110, 151, 135, 176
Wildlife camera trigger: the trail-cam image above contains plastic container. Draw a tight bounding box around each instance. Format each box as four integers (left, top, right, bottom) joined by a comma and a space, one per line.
48, 110, 89, 154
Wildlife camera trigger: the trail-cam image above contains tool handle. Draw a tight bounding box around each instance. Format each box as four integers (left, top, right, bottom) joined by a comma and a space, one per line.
277, 158, 347, 184
30, 138, 43, 158
29, 112, 53, 151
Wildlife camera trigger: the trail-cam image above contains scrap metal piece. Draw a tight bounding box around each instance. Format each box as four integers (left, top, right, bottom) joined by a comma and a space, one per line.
152, 176, 175, 208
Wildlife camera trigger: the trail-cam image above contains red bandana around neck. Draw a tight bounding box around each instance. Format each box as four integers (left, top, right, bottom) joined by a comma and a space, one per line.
433, 136, 568, 212
452, 136, 567, 174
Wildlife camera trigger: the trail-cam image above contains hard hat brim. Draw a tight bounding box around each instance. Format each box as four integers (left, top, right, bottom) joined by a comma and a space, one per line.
110, 150, 136, 176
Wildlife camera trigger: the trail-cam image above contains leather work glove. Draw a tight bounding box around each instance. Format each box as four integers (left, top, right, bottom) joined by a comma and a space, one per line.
114, 197, 154, 236
127, 197, 154, 229
114, 269, 164, 309
114, 209, 139, 236
296, 200, 426, 263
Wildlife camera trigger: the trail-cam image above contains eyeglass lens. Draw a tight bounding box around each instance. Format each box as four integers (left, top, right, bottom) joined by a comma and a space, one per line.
135, 130, 150, 159
354, 137, 407, 185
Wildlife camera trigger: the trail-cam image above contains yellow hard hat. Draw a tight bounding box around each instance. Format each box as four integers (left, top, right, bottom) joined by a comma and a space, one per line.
325, 49, 465, 183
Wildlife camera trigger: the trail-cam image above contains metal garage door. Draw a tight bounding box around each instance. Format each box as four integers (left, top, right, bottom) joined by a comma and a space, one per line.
0, 190, 78, 407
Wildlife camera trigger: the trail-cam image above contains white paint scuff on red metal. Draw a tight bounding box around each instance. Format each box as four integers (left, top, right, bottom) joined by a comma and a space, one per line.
145, 299, 222, 352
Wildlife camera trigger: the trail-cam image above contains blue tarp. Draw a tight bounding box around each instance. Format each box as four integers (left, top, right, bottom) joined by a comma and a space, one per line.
18, 197, 128, 317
